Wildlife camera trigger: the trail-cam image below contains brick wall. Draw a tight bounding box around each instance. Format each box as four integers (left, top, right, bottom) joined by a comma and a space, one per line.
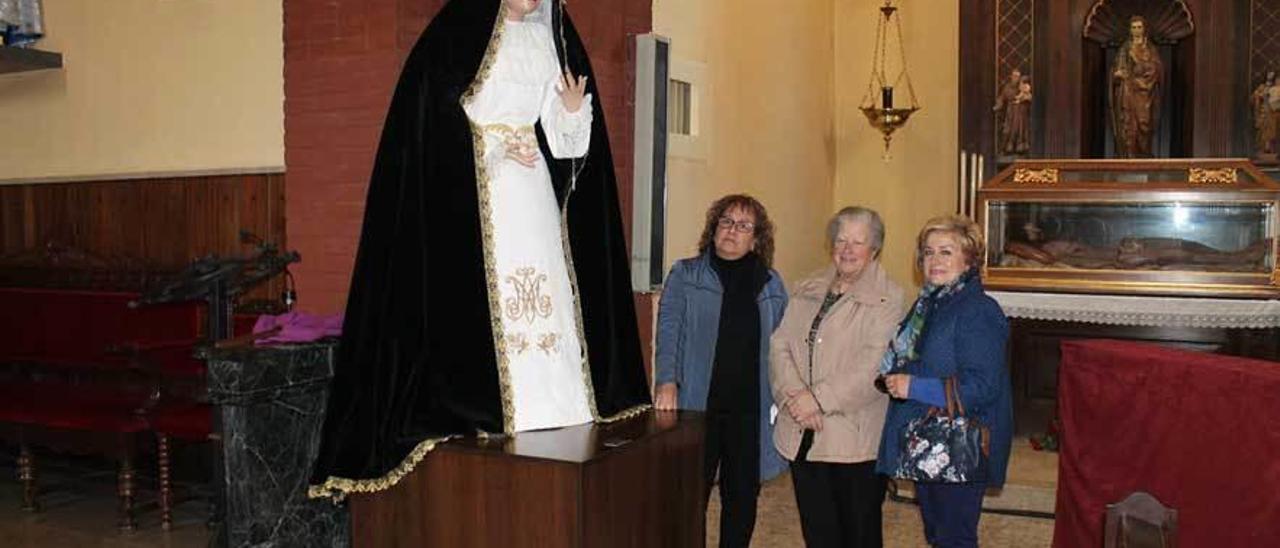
285, 0, 650, 315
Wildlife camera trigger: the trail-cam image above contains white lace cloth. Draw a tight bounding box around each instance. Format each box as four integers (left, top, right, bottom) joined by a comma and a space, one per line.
989, 291, 1280, 329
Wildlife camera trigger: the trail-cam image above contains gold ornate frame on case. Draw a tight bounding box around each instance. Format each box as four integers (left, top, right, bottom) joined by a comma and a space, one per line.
1013, 167, 1059, 184
977, 159, 1280, 298
1188, 167, 1237, 184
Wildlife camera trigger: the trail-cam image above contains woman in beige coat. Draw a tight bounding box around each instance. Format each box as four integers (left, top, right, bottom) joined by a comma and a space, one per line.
770, 206, 905, 548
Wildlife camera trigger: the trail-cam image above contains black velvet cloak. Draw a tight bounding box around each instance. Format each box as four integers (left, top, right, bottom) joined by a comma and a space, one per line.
309, 0, 651, 498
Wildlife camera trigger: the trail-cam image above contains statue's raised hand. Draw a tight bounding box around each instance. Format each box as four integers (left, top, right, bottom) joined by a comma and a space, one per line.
558, 71, 588, 113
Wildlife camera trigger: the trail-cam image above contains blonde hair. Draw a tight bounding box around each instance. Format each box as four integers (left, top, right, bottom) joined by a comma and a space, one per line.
915, 215, 985, 270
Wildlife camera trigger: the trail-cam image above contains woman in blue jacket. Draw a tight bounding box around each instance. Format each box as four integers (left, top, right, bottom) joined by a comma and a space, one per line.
654, 194, 787, 548
877, 215, 1012, 548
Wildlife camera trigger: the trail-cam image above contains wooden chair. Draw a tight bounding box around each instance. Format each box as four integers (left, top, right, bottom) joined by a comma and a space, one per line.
151, 402, 214, 530
1104, 491, 1177, 548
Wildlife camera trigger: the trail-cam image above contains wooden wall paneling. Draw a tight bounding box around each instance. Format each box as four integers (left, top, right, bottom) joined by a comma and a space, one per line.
1190, 0, 1248, 157
0, 174, 286, 303
185, 178, 213, 261
42, 184, 76, 250
1233, 1, 1252, 157
959, 0, 997, 174
216, 177, 242, 257
0, 186, 25, 251
1079, 33, 1107, 158
93, 183, 135, 259
239, 174, 286, 252
22, 185, 35, 249
1029, 0, 1050, 158
141, 178, 190, 268
1172, 38, 1197, 158
1043, 0, 1087, 158
244, 174, 288, 304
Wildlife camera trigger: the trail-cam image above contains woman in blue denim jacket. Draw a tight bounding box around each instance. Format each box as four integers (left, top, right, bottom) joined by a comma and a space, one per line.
654, 194, 787, 548
877, 215, 1012, 548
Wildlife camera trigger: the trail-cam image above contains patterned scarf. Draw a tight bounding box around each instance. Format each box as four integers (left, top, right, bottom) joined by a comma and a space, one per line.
878, 267, 978, 374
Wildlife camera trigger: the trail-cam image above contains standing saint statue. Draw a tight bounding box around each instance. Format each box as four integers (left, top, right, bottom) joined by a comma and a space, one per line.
1110, 16, 1162, 158
1253, 71, 1280, 158
993, 69, 1031, 155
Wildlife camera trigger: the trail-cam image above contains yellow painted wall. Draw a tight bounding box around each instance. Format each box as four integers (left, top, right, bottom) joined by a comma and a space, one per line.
0, 0, 284, 183
653, 0, 959, 291
653, 0, 836, 284
833, 0, 959, 290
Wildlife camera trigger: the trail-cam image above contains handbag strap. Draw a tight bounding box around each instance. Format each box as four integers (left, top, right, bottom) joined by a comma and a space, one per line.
944, 376, 990, 457
943, 376, 967, 418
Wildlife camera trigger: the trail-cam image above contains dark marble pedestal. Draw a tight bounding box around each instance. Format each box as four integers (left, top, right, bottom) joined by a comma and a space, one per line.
204, 341, 350, 547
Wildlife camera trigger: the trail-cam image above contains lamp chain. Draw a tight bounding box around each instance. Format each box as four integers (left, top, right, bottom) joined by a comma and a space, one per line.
893, 7, 919, 108
861, 5, 888, 108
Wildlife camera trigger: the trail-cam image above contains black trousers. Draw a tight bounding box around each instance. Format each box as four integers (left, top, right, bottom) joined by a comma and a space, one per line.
790, 431, 886, 548
704, 411, 760, 548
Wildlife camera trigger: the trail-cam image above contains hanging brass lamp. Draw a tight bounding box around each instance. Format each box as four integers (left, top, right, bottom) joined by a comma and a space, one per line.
859, 0, 920, 160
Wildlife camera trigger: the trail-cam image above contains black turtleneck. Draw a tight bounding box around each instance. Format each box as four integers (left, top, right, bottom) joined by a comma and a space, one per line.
706, 252, 769, 413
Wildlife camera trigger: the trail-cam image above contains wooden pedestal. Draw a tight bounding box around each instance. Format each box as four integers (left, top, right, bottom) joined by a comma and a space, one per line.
350, 410, 705, 548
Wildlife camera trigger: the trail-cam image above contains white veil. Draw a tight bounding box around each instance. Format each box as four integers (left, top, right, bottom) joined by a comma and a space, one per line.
521, 0, 553, 25
505, 0, 563, 71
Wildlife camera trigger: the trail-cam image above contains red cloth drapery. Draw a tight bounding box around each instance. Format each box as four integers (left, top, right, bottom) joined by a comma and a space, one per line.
1054, 339, 1280, 547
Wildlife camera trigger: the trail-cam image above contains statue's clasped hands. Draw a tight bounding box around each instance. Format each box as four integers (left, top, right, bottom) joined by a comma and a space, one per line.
503, 135, 539, 168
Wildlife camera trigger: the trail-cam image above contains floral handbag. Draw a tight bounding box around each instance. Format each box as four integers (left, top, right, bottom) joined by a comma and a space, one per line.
893, 377, 991, 483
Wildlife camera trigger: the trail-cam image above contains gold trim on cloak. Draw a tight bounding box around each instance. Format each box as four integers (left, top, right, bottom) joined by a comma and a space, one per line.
467, 7, 517, 436
559, 182, 652, 424
307, 436, 453, 501
306, 4, 510, 502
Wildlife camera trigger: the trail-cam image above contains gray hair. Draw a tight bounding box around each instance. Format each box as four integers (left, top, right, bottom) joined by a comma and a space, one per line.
826, 206, 885, 259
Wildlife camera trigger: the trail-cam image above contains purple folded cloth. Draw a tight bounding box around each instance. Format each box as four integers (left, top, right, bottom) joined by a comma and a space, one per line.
252, 311, 343, 345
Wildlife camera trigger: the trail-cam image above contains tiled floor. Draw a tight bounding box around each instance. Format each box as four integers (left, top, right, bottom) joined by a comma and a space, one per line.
0, 450, 211, 547
710, 439, 1058, 547
1, 439, 1058, 547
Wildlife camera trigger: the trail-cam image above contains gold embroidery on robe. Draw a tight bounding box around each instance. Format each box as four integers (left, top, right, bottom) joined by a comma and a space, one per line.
506, 332, 530, 355
504, 266, 554, 323
537, 332, 560, 356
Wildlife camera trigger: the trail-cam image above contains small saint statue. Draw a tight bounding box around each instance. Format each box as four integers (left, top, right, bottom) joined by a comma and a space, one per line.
994, 69, 1031, 155
1110, 16, 1162, 158
1252, 71, 1280, 159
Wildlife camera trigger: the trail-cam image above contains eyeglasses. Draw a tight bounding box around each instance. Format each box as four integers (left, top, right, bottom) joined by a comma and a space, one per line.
717, 217, 756, 234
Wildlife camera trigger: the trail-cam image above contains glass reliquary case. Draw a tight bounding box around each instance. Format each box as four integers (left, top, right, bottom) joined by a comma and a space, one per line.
976, 159, 1280, 298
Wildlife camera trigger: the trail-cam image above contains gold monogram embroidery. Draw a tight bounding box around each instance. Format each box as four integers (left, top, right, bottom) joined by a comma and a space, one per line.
505, 267, 553, 324
506, 332, 530, 355
537, 332, 559, 356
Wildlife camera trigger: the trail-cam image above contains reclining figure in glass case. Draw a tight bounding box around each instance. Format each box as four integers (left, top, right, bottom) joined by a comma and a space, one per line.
1003, 230, 1272, 272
